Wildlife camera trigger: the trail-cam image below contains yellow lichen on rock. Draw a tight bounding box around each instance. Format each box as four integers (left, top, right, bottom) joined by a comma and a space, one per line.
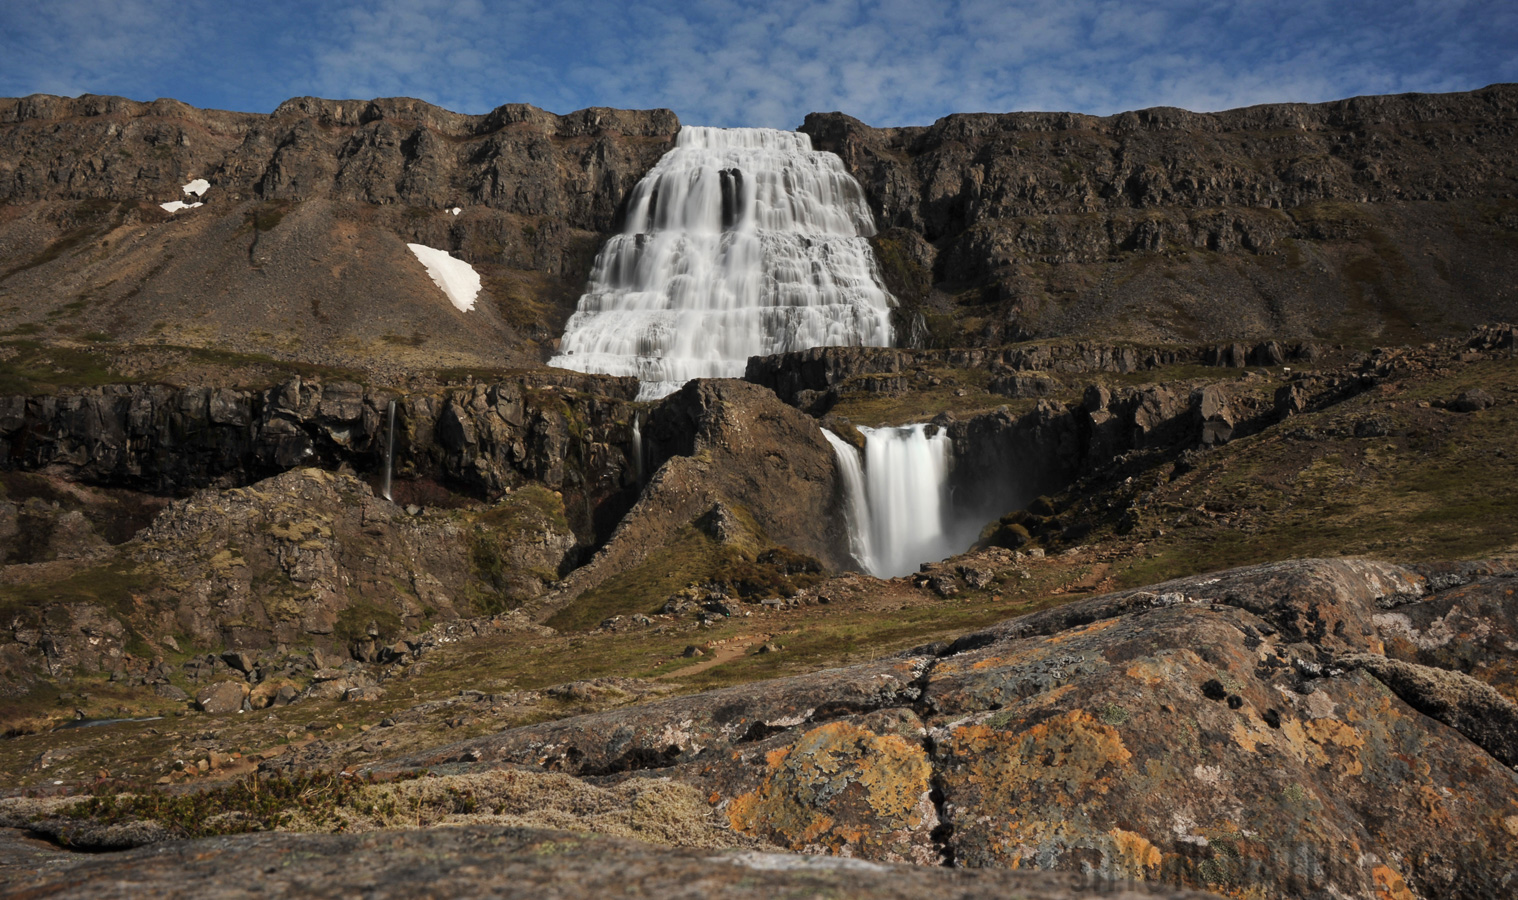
725, 720, 936, 862
947, 710, 1134, 805
1107, 827, 1163, 878
1304, 717, 1366, 777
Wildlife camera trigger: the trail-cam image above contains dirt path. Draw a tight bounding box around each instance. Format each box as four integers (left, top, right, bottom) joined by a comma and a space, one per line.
655, 635, 764, 681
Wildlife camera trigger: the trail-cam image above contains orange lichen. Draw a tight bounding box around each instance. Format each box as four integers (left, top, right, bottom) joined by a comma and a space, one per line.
724, 720, 935, 861
1107, 827, 1163, 876
1372, 864, 1416, 900
944, 710, 1134, 810
1045, 617, 1121, 645
1230, 715, 1271, 753
1304, 718, 1365, 777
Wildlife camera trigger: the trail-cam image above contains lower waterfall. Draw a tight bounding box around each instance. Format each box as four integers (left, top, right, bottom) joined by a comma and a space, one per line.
823, 424, 964, 578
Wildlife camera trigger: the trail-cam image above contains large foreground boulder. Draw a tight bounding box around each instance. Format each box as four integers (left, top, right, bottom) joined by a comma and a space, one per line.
0, 825, 1217, 899
386, 557, 1518, 899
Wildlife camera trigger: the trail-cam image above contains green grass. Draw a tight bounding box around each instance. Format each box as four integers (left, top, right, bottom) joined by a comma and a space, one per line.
547, 526, 732, 632
0, 338, 374, 394
0, 561, 153, 626
1098, 359, 1518, 588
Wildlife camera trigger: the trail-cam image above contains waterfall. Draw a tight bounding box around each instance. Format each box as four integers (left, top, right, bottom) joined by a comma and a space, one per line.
381, 399, 396, 502
549, 126, 895, 400
821, 430, 878, 576
630, 412, 644, 483
825, 424, 959, 578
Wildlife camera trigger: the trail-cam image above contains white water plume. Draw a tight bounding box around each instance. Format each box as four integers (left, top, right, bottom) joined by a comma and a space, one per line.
549, 126, 894, 399
825, 424, 965, 578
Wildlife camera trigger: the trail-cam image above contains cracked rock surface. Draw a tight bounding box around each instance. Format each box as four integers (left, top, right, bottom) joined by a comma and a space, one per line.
374, 557, 1518, 898
0, 825, 1219, 899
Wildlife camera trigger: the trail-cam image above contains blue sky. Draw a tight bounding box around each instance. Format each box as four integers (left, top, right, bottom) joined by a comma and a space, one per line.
1, 1, 1514, 128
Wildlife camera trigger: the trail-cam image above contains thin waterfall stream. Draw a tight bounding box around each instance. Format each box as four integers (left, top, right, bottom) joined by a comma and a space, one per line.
381, 399, 396, 502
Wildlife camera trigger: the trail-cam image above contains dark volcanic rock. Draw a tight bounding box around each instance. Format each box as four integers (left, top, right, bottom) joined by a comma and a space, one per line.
0, 371, 641, 543
0, 95, 678, 225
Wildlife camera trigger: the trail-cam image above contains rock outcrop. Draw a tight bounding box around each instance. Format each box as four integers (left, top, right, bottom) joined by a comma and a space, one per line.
0, 468, 577, 681
0, 370, 641, 543
0, 824, 1218, 899
385, 557, 1518, 899
537, 379, 851, 615
745, 341, 1317, 412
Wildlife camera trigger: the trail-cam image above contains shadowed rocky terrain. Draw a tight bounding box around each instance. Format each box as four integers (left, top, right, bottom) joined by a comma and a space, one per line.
2, 85, 1518, 899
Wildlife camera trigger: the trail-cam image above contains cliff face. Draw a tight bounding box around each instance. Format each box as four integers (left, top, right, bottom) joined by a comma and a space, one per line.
0, 95, 677, 224
0, 95, 678, 370
4, 86, 1516, 369
802, 84, 1518, 346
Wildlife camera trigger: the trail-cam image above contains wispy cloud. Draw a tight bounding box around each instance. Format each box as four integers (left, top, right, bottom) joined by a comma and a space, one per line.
1, 1, 1514, 127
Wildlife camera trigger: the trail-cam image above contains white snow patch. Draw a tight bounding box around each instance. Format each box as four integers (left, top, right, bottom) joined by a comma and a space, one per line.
159, 201, 203, 213
407, 243, 480, 312
182, 178, 210, 197
449, 206, 462, 216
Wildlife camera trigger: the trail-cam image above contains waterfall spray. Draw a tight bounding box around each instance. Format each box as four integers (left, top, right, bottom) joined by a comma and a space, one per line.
381, 399, 396, 502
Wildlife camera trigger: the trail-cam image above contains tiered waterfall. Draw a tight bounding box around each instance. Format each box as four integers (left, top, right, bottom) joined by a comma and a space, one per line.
548, 126, 894, 399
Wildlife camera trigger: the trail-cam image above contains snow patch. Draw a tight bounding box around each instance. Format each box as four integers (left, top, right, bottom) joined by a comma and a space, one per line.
160, 201, 203, 213
182, 178, 210, 197
406, 243, 480, 312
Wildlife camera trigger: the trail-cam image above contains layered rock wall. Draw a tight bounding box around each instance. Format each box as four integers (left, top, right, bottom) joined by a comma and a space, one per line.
0, 95, 678, 230
0, 371, 642, 543
803, 84, 1518, 344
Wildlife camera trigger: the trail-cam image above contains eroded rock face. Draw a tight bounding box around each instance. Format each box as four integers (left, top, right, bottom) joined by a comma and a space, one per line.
383, 557, 1518, 898
0, 371, 640, 543
0, 96, 678, 224
537, 379, 852, 613
801, 85, 1518, 344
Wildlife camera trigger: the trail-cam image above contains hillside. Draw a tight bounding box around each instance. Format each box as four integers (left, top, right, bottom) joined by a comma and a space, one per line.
2, 85, 1517, 899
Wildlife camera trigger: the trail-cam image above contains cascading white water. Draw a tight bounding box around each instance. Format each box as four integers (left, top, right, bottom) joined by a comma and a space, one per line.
821, 430, 878, 576
548, 126, 894, 399
824, 424, 960, 578
381, 399, 396, 502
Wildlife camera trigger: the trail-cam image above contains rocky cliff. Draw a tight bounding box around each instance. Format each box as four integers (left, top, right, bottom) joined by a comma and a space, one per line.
802, 84, 1518, 347
0, 95, 678, 370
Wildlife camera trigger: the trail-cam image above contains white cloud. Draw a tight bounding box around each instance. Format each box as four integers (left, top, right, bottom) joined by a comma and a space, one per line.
0, 0, 1513, 129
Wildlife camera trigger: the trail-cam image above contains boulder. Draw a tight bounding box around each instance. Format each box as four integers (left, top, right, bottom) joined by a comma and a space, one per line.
195, 681, 249, 715
379, 558, 1518, 898
1451, 388, 1495, 412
